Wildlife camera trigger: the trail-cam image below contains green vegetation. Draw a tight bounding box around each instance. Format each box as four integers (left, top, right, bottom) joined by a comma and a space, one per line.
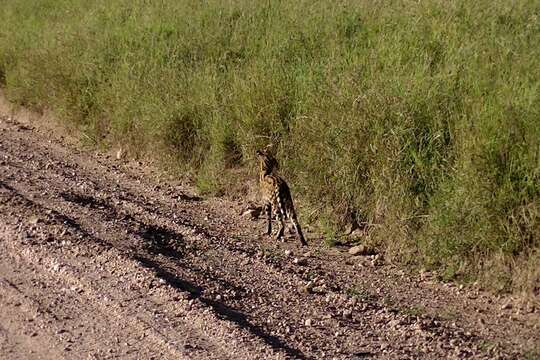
346, 287, 376, 302
1, 0, 539, 293
401, 304, 427, 318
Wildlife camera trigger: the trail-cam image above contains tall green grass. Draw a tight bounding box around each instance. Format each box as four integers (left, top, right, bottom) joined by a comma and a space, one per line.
1, 0, 539, 293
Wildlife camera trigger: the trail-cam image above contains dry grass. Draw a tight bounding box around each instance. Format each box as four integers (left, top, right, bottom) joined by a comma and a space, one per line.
1, 0, 539, 294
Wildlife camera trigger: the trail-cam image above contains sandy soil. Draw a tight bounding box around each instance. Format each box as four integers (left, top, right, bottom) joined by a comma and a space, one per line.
0, 98, 538, 359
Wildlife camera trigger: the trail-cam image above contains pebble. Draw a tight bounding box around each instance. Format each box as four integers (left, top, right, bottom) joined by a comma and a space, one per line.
348, 245, 374, 256
387, 319, 398, 327
241, 207, 261, 220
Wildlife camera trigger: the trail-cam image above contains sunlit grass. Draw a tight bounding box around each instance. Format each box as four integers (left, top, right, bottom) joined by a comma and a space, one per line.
1, 0, 539, 293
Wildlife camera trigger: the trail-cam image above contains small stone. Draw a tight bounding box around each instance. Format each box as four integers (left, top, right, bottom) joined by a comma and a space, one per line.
293, 257, 307, 266
501, 301, 512, 310
305, 318, 313, 326
312, 285, 327, 294
241, 207, 261, 220
349, 245, 364, 256
348, 245, 375, 256
116, 148, 125, 160
388, 319, 401, 329
284, 249, 292, 257
70, 286, 83, 293
349, 228, 364, 238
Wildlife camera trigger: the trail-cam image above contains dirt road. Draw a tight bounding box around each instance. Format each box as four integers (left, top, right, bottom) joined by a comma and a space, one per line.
0, 101, 538, 359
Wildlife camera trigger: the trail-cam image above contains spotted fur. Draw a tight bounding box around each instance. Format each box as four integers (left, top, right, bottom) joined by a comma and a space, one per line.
256, 148, 307, 246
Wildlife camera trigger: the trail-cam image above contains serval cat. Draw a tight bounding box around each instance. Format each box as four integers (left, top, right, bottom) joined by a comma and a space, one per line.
256, 148, 307, 246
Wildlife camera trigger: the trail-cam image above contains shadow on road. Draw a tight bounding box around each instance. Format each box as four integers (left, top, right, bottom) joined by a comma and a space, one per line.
2, 182, 307, 359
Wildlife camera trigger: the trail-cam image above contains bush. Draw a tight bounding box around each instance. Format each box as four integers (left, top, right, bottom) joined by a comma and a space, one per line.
1, 0, 539, 293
